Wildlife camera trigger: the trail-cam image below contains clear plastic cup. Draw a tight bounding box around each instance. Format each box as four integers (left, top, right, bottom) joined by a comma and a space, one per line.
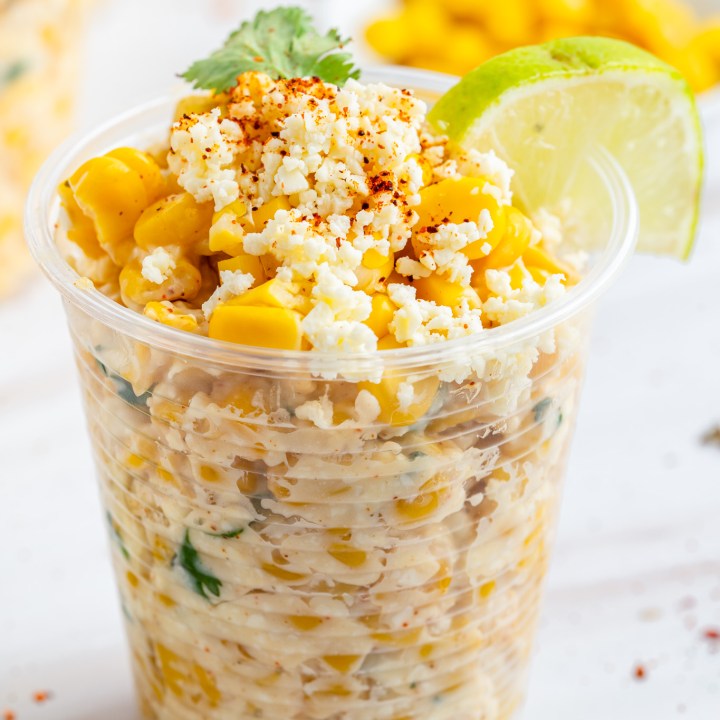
0, 0, 91, 297
26, 67, 638, 720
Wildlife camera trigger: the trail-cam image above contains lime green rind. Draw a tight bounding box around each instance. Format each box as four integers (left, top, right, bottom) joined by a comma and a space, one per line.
428, 37, 686, 142
428, 37, 704, 260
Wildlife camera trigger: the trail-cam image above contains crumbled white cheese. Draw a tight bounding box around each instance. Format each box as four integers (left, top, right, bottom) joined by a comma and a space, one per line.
354, 389, 381, 424
168, 108, 242, 210
141, 247, 176, 284
397, 382, 415, 412
387, 283, 484, 346
396, 256, 431, 279
201, 270, 255, 319
295, 395, 334, 428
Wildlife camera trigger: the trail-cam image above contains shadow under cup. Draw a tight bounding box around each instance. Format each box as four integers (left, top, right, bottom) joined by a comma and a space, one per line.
26, 68, 638, 720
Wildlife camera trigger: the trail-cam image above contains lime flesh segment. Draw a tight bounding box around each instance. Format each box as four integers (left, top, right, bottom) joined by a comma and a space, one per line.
428, 37, 703, 259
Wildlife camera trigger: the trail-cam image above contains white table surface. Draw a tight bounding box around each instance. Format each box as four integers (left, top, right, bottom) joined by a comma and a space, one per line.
2, 1, 720, 718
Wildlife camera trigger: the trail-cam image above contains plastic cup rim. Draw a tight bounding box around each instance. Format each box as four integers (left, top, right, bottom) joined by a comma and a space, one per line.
25, 65, 639, 374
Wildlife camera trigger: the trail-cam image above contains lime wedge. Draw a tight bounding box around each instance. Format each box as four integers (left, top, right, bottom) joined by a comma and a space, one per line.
428, 37, 703, 259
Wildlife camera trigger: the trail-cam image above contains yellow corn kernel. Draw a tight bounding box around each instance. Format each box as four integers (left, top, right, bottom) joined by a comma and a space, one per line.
106, 147, 165, 203
209, 200, 248, 255
536, 0, 592, 23
198, 465, 220, 483
322, 655, 361, 673
289, 615, 324, 631
144, 301, 200, 333
413, 274, 481, 309
478, 580, 496, 599
523, 244, 580, 285
134, 193, 213, 252
363, 248, 393, 270
474, 206, 534, 272
358, 374, 439, 427
508, 261, 530, 291
69, 156, 149, 265
119, 257, 202, 308
356, 249, 395, 291
364, 293, 396, 338
396, 488, 440, 520
433, 26, 497, 75
240, 196, 292, 232
226, 278, 295, 309
173, 94, 224, 121
156, 593, 176, 607
328, 543, 367, 568
209, 305, 304, 350
483, 0, 535, 45
126, 453, 144, 469
156, 644, 185, 697
366, 17, 413, 61
58, 180, 105, 258
414, 177, 505, 259
126, 570, 139, 588
372, 627, 423, 647
217, 254, 265, 286
377, 334, 406, 350
193, 664, 221, 707
261, 562, 307, 582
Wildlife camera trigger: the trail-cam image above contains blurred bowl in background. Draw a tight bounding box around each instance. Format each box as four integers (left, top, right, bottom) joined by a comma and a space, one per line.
0, 0, 92, 298
365, 0, 720, 93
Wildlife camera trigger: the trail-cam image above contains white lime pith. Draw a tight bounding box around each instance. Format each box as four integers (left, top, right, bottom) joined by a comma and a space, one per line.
428, 37, 704, 259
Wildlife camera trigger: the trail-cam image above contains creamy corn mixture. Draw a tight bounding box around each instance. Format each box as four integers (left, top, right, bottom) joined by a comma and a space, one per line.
60, 72, 588, 720
0, 0, 88, 296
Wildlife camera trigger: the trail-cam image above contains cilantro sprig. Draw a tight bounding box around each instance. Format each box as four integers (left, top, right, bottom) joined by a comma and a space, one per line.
177, 529, 222, 600
181, 6, 360, 92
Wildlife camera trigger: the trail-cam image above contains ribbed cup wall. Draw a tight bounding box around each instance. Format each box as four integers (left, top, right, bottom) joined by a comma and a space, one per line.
67, 299, 590, 720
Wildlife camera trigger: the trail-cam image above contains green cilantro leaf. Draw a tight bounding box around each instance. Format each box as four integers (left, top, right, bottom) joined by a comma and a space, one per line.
106, 511, 130, 560
181, 6, 360, 92
532, 397, 553, 423
177, 529, 222, 600
0, 60, 28, 91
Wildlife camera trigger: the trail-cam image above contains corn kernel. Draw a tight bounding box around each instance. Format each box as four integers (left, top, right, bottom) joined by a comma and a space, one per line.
209, 305, 304, 350
377, 334, 406, 350
322, 655, 362, 673
193, 663, 221, 707
217, 254, 265, 285
363, 248, 393, 270
69, 156, 148, 265
261, 562, 307, 582
473, 206, 534, 271
413, 274, 481, 309
58, 180, 105, 258
356, 249, 395, 291
106, 147, 165, 203
144, 301, 200, 333
134, 193, 213, 251
173, 94, 224, 121
328, 543, 367, 568
523, 244, 580, 284
358, 374, 439, 427
365, 293, 396, 338
119, 257, 201, 308
289, 615, 324, 631
240, 196, 292, 232
414, 177, 505, 259
226, 278, 295, 309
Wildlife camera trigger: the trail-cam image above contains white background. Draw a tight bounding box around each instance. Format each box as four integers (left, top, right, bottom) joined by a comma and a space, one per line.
1, 1, 720, 718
